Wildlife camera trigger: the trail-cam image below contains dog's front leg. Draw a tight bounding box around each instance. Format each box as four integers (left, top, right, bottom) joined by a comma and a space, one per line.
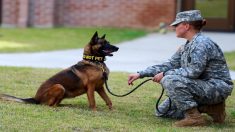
96, 87, 112, 110
87, 85, 96, 111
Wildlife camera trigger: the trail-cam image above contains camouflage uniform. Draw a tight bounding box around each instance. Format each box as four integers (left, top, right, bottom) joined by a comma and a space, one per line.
138, 10, 234, 119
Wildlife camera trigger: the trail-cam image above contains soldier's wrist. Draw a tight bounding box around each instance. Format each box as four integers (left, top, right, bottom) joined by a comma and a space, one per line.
137, 71, 144, 78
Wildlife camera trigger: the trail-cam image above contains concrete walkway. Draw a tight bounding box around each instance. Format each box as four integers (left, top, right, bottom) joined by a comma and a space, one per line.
0, 32, 235, 79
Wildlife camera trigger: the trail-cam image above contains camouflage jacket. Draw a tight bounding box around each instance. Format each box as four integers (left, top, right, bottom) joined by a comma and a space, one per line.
138, 32, 233, 86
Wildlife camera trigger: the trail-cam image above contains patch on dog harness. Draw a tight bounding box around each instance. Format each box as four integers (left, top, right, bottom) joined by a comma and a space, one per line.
83, 54, 105, 62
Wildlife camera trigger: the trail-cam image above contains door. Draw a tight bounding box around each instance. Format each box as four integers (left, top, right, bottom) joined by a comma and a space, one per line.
181, 0, 235, 31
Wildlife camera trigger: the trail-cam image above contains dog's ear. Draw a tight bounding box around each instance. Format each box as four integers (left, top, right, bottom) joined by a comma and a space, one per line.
101, 34, 106, 39
90, 31, 98, 45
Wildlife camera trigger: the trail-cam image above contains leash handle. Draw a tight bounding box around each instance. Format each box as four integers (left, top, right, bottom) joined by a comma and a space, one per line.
155, 89, 172, 116
104, 77, 171, 116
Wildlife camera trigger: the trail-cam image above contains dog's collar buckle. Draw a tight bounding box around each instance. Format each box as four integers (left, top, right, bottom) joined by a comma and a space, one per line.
83, 54, 105, 62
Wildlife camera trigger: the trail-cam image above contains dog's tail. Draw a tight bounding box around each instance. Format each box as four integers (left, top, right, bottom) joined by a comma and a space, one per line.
0, 93, 39, 104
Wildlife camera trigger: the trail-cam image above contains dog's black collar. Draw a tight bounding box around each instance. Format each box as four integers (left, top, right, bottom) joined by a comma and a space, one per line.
83, 54, 105, 62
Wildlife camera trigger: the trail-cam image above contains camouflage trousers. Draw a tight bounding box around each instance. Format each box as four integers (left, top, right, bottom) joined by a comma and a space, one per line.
155, 75, 233, 119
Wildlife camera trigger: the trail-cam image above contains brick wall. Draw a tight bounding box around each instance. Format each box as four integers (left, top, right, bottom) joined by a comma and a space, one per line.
1, 0, 29, 27
1, 0, 176, 29
28, 0, 55, 27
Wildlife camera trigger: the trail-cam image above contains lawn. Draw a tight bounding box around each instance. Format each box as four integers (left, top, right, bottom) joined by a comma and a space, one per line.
0, 27, 147, 52
225, 51, 235, 71
0, 66, 235, 131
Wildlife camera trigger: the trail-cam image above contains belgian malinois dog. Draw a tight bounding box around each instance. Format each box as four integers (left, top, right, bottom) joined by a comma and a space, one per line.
0, 31, 119, 111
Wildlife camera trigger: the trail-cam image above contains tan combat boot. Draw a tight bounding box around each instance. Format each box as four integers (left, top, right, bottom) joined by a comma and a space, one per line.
174, 107, 207, 127
198, 101, 226, 124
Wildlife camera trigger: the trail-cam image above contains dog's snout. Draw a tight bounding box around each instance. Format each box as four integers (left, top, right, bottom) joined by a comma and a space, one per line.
114, 46, 119, 51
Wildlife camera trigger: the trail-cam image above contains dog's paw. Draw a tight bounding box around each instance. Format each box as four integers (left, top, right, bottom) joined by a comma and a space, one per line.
108, 105, 113, 110
91, 107, 97, 112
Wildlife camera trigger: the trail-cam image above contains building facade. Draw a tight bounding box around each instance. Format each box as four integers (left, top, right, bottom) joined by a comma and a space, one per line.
0, 0, 176, 30
0, 0, 234, 31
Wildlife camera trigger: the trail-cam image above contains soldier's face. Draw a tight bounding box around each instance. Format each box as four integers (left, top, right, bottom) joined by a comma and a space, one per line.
175, 22, 189, 38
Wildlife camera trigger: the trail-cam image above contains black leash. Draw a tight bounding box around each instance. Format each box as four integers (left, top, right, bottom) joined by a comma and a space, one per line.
103, 75, 171, 116
105, 78, 152, 97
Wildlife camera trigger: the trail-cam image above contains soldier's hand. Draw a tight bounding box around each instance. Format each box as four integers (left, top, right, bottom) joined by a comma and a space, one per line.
152, 72, 164, 83
128, 73, 140, 85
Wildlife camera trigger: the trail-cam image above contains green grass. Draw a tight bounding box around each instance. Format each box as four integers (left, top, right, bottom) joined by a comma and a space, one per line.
0, 27, 147, 53
0, 66, 235, 131
225, 51, 235, 71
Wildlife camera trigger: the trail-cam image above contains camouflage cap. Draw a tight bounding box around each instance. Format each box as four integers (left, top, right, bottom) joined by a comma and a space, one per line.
170, 10, 203, 26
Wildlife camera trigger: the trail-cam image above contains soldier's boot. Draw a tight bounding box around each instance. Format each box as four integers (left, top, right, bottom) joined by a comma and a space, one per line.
174, 107, 207, 127
198, 101, 226, 124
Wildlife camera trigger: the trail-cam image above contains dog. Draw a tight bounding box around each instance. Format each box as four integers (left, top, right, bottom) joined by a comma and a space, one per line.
0, 31, 119, 111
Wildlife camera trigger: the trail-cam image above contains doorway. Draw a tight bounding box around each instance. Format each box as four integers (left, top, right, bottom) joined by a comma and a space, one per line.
181, 0, 235, 31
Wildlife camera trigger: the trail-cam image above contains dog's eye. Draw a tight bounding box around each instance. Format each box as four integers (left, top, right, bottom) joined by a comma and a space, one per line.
104, 41, 110, 44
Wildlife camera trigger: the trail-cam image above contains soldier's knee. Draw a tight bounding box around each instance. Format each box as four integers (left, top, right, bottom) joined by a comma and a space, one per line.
161, 75, 184, 90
